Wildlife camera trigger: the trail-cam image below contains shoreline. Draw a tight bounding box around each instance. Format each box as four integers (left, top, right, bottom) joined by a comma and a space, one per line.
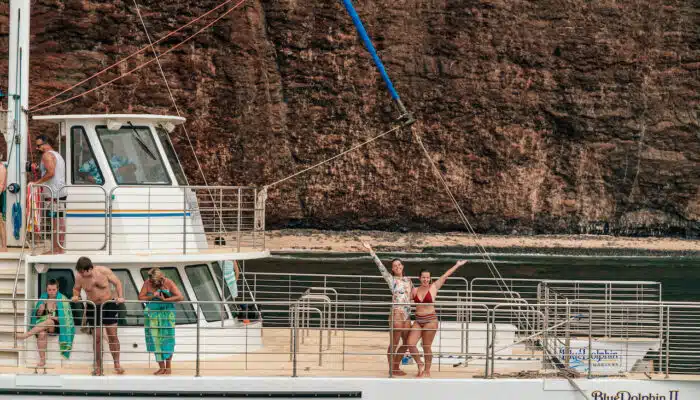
264, 229, 700, 256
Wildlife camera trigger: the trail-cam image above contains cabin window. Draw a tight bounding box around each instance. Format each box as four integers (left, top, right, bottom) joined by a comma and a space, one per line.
38, 269, 74, 300
140, 267, 197, 324
185, 264, 228, 322
38, 269, 82, 328
112, 269, 143, 326
156, 127, 188, 185
71, 126, 104, 185
212, 261, 236, 302
96, 125, 171, 185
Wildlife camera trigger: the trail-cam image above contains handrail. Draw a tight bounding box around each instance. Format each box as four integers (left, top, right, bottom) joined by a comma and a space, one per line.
20, 183, 266, 255
10, 183, 46, 347
304, 287, 339, 333
5, 298, 700, 378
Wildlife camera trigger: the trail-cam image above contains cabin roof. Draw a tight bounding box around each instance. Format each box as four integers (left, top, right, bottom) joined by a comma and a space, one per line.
32, 114, 186, 125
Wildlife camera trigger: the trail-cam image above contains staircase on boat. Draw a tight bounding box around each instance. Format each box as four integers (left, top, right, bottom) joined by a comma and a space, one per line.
0, 255, 24, 366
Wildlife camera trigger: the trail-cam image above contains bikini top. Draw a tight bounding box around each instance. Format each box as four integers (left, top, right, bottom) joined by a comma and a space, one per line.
413, 290, 434, 304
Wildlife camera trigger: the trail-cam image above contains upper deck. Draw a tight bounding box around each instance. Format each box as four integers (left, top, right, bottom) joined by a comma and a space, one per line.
23, 114, 268, 259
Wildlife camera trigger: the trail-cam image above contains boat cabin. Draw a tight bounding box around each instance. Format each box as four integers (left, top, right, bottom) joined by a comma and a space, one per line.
29, 114, 267, 256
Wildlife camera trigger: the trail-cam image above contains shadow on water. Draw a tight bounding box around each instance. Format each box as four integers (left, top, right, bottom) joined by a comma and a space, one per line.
246, 252, 700, 302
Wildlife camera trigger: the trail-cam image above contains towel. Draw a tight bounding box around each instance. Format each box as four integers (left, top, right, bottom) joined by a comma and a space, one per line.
144, 290, 176, 362
30, 292, 75, 359
223, 260, 238, 299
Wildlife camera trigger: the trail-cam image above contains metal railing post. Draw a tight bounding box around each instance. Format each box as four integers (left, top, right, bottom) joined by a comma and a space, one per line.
490, 317, 496, 378
237, 187, 242, 252
484, 309, 491, 378
588, 305, 593, 379
565, 300, 571, 367
99, 301, 104, 375
292, 305, 298, 377
389, 307, 394, 378
182, 188, 187, 255
658, 304, 664, 374
665, 306, 670, 378
108, 188, 113, 255
196, 304, 201, 377
318, 311, 323, 367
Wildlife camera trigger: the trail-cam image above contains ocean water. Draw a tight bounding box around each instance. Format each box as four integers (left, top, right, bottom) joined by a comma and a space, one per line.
245, 251, 700, 301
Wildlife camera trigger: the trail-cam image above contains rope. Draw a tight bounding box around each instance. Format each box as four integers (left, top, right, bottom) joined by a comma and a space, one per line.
30, 0, 244, 112
265, 125, 402, 189
31, 0, 247, 113
131, 0, 210, 187
132, 0, 228, 232
410, 131, 513, 296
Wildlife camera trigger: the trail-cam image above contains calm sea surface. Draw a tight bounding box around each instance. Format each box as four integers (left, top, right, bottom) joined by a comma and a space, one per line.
245, 251, 700, 301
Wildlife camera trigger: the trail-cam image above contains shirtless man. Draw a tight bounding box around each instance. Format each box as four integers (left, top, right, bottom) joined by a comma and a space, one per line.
71, 256, 125, 375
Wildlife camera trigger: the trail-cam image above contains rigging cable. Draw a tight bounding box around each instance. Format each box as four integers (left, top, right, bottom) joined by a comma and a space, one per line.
30, 0, 245, 112
31, 0, 248, 113
410, 131, 511, 294
265, 125, 402, 189
131, 0, 234, 231
131, 0, 217, 187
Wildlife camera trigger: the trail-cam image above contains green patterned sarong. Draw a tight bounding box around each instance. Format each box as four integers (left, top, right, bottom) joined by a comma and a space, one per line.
144, 290, 176, 362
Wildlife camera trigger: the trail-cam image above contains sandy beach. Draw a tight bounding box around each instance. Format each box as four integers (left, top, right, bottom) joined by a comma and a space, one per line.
265, 229, 700, 254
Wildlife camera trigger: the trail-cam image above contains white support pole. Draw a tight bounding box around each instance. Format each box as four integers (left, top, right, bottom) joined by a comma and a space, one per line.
6, 0, 30, 247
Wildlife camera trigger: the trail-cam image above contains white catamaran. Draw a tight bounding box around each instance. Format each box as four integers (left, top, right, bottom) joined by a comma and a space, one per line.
1, 0, 699, 399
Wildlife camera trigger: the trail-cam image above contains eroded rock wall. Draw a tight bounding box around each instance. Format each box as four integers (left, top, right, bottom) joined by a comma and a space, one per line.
0, 0, 698, 235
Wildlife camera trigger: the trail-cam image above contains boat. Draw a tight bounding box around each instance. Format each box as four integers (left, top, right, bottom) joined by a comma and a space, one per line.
1, 0, 699, 398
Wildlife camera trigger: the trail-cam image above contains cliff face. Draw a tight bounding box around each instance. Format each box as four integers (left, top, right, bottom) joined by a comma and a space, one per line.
1, 0, 698, 236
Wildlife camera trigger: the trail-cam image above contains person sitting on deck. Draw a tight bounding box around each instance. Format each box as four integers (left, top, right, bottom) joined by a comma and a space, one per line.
17, 279, 76, 367
138, 267, 184, 375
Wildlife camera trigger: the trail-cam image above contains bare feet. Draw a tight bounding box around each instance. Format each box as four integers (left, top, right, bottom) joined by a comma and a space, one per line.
36, 360, 46, 368
416, 363, 425, 378
423, 370, 431, 378
91, 368, 103, 376
114, 366, 125, 375
42, 249, 65, 255
16, 332, 29, 340
154, 368, 165, 375
163, 368, 171, 375
391, 369, 407, 377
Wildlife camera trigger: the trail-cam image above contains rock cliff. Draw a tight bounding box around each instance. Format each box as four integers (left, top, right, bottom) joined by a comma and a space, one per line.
1, 0, 698, 235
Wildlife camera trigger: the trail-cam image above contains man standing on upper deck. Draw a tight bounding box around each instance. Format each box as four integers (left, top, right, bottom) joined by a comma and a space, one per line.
71, 256, 126, 375
31, 135, 66, 254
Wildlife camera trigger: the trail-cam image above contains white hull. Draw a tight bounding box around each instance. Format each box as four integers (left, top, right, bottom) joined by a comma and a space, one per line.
0, 375, 694, 399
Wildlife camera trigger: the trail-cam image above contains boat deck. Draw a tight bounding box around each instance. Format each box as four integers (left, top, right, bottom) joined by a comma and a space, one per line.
0, 328, 679, 380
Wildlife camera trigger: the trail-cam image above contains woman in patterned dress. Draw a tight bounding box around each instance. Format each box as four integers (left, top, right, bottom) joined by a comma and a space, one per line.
363, 242, 424, 376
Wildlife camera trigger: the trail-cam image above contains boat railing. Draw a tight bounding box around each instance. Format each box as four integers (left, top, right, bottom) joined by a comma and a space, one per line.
24, 184, 266, 254
241, 271, 469, 329
9, 298, 99, 373
6, 298, 700, 379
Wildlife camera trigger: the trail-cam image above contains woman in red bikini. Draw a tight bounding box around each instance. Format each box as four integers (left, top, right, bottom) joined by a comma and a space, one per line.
406, 260, 468, 377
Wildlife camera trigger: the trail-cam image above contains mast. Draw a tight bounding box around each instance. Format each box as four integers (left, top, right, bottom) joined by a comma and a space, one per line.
6, 0, 30, 247
340, 0, 414, 126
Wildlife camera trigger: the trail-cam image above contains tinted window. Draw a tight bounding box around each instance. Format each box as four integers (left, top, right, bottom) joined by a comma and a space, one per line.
140, 267, 196, 324
212, 261, 235, 302
97, 126, 170, 185
38, 269, 82, 327
71, 126, 104, 185
112, 269, 143, 326
156, 127, 187, 185
38, 269, 74, 300
185, 265, 227, 322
